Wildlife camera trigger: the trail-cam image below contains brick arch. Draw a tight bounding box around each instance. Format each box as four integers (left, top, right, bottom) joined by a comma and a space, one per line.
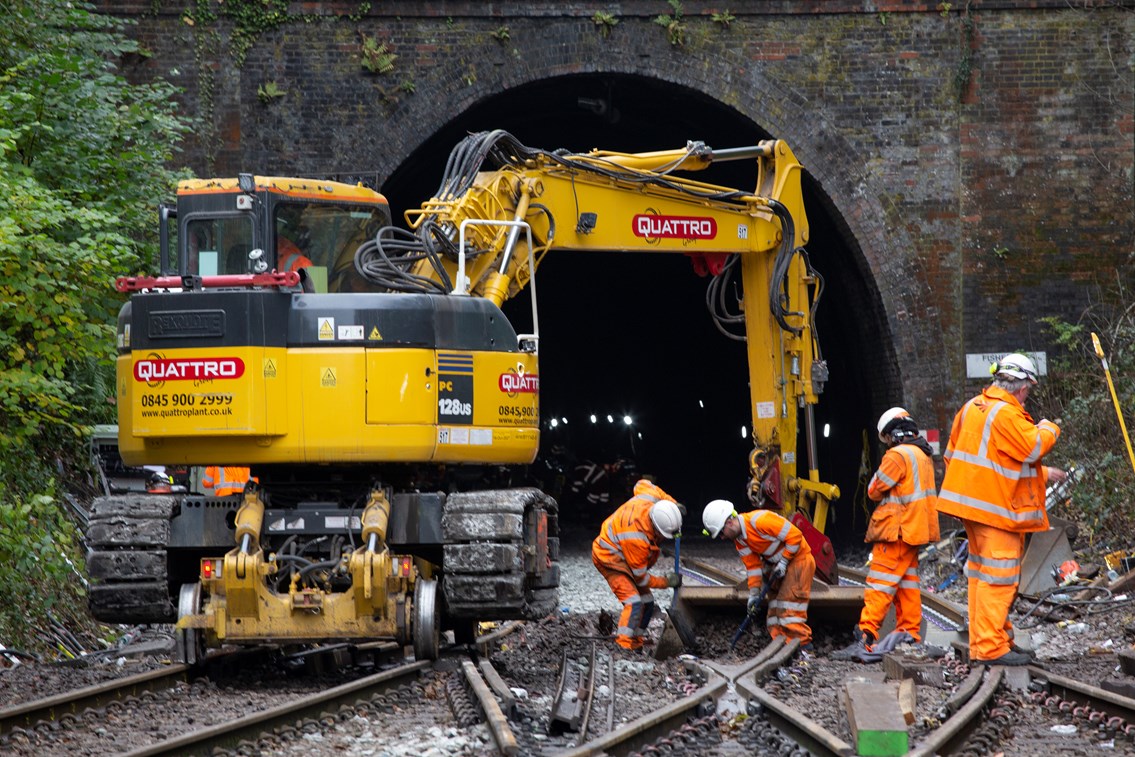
372, 36, 946, 427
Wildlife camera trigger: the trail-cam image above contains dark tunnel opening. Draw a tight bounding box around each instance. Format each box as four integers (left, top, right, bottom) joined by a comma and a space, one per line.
381, 73, 894, 552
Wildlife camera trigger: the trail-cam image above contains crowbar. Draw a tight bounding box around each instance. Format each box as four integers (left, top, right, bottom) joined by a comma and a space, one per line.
1092, 332, 1135, 478
729, 579, 771, 651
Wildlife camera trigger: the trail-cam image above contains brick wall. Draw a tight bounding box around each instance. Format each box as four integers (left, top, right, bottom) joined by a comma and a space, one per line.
104, 0, 1134, 434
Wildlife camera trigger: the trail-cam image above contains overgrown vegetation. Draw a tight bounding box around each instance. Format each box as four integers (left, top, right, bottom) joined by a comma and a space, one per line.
1038, 280, 1135, 554
0, 0, 190, 655
653, 0, 687, 47
591, 11, 618, 38
359, 32, 396, 74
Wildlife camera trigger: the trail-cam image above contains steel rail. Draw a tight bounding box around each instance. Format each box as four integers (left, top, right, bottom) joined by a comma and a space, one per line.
908, 666, 1005, 756
575, 641, 598, 744
1030, 665, 1135, 723
677, 556, 742, 587
732, 639, 856, 757
461, 659, 518, 756
0, 663, 193, 736
118, 659, 431, 757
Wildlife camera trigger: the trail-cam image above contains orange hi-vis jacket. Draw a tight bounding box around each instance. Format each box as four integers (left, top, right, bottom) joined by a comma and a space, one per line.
734, 509, 810, 592
591, 480, 674, 590
202, 466, 254, 497
938, 386, 1059, 533
866, 443, 941, 546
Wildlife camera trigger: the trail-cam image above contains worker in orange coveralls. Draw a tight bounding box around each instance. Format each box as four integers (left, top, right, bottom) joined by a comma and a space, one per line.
277, 236, 313, 272
938, 353, 1067, 666
702, 499, 815, 649
591, 480, 684, 651
839, 407, 940, 657
202, 466, 255, 497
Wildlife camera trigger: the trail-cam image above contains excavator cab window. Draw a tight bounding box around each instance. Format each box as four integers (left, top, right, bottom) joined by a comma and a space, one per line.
184, 215, 255, 276
273, 200, 387, 293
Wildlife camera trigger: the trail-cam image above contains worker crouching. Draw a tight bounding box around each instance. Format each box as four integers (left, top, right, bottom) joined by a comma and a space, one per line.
591, 480, 683, 651
702, 499, 815, 648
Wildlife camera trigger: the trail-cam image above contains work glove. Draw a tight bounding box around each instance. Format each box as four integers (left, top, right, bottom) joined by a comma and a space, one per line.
665, 571, 683, 588
747, 593, 763, 617
768, 557, 788, 583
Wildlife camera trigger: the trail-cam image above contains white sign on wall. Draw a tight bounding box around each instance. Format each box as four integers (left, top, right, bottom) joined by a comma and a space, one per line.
965, 351, 1047, 379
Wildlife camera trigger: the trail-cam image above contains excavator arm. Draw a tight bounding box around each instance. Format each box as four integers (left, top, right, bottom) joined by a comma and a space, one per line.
359, 130, 839, 536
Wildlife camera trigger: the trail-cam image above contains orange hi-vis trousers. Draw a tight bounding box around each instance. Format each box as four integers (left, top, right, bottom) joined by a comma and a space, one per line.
593, 557, 656, 650
964, 520, 1025, 661
859, 541, 923, 642
767, 554, 815, 644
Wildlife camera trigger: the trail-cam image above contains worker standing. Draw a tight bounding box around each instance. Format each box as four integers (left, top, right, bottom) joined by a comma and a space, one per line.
202, 466, 254, 497
839, 408, 940, 657
591, 479, 684, 651
938, 353, 1067, 666
702, 499, 815, 648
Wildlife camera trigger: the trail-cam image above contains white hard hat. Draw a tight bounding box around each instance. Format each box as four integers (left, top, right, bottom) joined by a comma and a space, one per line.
701, 499, 736, 539
650, 500, 683, 539
994, 353, 1039, 384
877, 407, 912, 443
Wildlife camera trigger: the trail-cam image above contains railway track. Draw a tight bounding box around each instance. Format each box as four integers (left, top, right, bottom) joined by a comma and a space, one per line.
6, 557, 1135, 755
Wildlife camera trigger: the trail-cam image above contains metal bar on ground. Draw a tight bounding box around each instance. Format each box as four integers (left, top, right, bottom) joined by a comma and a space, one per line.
462, 660, 519, 756
478, 659, 516, 718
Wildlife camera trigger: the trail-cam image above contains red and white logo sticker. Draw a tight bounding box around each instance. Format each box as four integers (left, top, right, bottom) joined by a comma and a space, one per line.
134, 357, 246, 382
499, 372, 539, 394
632, 214, 717, 240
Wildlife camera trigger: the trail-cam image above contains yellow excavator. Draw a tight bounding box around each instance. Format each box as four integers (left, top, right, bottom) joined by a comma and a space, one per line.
88, 130, 838, 663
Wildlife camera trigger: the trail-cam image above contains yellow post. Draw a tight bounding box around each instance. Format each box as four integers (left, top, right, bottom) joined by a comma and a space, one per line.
1091, 332, 1135, 478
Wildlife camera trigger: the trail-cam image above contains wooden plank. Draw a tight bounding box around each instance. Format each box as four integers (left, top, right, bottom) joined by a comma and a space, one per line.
883, 652, 946, 688
897, 678, 916, 725
841, 681, 909, 757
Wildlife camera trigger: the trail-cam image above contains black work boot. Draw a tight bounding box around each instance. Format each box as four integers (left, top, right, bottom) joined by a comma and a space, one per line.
977, 649, 1032, 667
832, 627, 875, 660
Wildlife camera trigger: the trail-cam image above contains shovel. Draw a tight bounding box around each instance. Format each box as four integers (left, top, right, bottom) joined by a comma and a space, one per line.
729, 579, 771, 651
655, 535, 697, 658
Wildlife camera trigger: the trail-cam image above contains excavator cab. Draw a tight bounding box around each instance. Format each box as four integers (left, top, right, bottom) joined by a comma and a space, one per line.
160, 174, 390, 293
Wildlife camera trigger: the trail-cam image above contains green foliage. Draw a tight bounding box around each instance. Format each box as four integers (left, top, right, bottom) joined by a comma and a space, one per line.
360, 33, 396, 74
937, 2, 953, 16
1038, 287, 1135, 550
399, 79, 416, 94
710, 10, 735, 28
209, 0, 291, 67
654, 0, 687, 47
0, 0, 189, 658
0, 491, 93, 655
592, 11, 618, 38
954, 9, 976, 103
256, 81, 286, 103
0, 0, 189, 504
256, 81, 282, 102
992, 246, 1009, 260
490, 26, 510, 44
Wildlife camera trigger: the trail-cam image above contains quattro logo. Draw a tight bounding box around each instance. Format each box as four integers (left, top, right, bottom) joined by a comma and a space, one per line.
499, 372, 539, 394
632, 214, 717, 240
134, 357, 245, 382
